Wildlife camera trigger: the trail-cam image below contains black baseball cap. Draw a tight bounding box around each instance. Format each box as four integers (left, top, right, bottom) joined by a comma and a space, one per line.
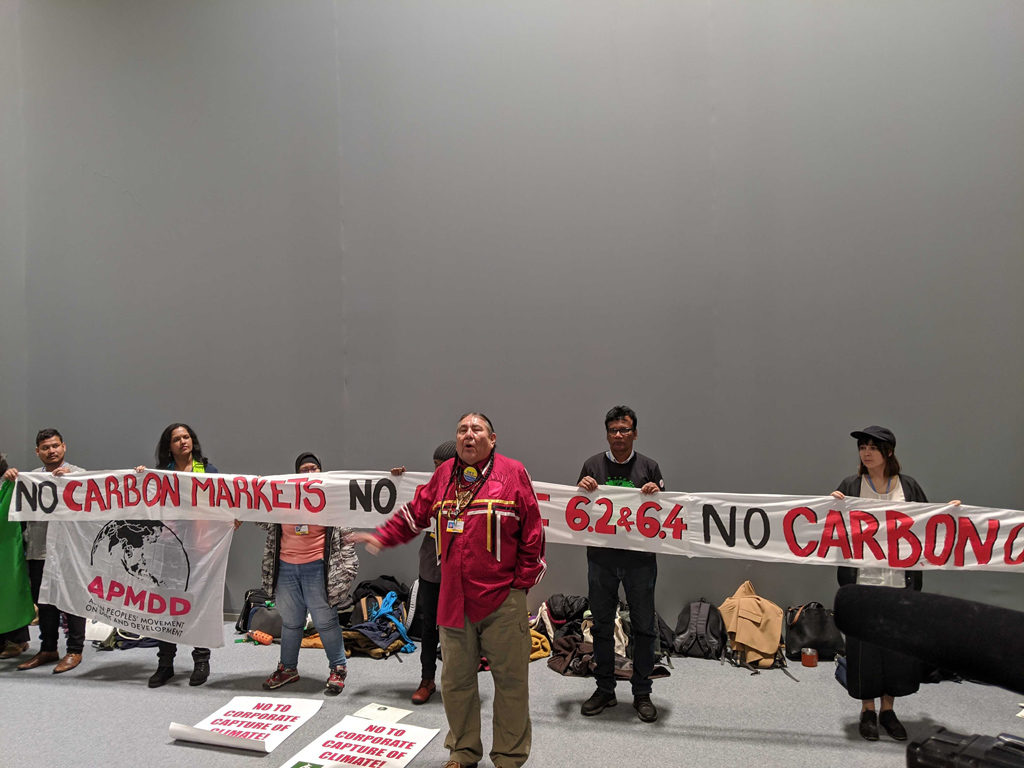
850, 426, 895, 446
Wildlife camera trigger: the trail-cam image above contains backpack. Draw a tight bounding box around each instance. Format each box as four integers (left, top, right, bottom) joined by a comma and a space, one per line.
613, 606, 674, 666
581, 612, 629, 657
94, 628, 161, 651
343, 591, 416, 659
349, 595, 385, 627
408, 578, 423, 638
235, 587, 275, 634
655, 612, 676, 666
248, 604, 283, 639
674, 598, 728, 660
719, 581, 796, 679
352, 575, 411, 606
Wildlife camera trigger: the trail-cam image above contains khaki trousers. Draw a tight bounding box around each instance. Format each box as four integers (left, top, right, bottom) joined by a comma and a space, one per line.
439, 589, 531, 768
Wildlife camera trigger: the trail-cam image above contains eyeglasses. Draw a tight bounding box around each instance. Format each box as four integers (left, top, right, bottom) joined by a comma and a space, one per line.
607, 427, 634, 436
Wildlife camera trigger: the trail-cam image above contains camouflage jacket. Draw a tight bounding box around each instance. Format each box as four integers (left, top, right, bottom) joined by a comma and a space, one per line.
259, 523, 359, 608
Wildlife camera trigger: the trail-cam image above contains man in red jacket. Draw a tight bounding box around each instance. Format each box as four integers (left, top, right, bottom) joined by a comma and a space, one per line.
353, 412, 546, 768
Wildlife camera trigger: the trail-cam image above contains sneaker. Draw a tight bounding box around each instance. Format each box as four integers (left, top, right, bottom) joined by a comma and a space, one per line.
325, 665, 347, 696
633, 694, 658, 723
263, 664, 299, 690
859, 710, 879, 741
412, 678, 436, 704
878, 709, 907, 741
580, 688, 617, 716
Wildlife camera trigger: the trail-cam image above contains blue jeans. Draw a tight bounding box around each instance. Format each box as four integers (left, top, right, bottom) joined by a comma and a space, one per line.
275, 559, 346, 670
587, 554, 657, 696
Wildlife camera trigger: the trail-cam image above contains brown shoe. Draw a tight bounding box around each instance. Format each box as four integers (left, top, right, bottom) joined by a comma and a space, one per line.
53, 653, 83, 674
17, 650, 60, 670
412, 678, 436, 704
0, 641, 29, 659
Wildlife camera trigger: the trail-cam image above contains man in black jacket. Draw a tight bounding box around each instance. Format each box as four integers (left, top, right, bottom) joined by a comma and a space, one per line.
577, 406, 664, 723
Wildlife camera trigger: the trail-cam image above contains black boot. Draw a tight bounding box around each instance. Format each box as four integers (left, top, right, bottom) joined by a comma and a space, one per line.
148, 665, 174, 688
190, 660, 210, 686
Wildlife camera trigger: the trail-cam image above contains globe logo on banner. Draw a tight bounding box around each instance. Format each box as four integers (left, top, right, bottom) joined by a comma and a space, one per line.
90, 520, 191, 590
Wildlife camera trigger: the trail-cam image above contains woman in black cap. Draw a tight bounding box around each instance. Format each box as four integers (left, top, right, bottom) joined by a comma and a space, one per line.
831, 425, 956, 742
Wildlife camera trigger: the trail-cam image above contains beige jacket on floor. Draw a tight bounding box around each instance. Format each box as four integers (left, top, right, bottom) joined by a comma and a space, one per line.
718, 580, 783, 667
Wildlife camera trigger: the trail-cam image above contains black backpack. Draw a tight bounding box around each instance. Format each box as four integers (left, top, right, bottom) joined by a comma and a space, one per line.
656, 612, 676, 664
352, 575, 411, 606
235, 587, 275, 634
674, 598, 728, 659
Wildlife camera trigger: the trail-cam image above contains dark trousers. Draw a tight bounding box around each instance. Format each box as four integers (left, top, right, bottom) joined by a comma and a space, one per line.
1, 553, 33, 645
418, 578, 441, 680
845, 635, 921, 700
29, 559, 86, 654
1, 628, 30, 644
157, 642, 210, 667
587, 555, 657, 696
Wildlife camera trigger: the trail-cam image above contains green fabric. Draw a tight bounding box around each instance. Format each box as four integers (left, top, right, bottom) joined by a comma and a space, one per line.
0, 480, 35, 634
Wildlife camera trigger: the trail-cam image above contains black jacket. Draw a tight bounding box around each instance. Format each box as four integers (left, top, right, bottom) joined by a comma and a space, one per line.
835, 473, 927, 591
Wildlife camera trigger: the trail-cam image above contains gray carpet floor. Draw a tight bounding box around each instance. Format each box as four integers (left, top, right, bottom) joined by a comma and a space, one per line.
1, 624, 1020, 768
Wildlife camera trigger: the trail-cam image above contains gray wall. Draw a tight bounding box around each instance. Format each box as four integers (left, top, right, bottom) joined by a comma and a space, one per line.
2, 0, 1022, 615
0, 0, 28, 465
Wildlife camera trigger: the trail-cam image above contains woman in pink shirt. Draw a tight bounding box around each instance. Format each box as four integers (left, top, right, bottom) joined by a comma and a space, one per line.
259, 452, 358, 695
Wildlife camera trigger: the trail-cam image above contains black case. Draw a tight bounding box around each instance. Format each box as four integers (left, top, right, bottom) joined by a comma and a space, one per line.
907, 728, 1024, 768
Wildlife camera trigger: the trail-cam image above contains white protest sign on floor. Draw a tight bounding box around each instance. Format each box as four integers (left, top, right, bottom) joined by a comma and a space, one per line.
169, 696, 322, 753
351, 703, 413, 724
278, 715, 438, 768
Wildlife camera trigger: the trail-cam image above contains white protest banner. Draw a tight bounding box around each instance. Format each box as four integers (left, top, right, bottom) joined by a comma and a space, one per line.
11, 470, 1024, 572
7, 469, 419, 525
277, 715, 438, 768
680, 491, 1024, 572
538, 483, 1024, 572
169, 696, 322, 753
40, 519, 234, 648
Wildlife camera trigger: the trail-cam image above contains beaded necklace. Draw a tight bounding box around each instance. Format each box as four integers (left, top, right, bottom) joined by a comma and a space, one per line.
443, 453, 494, 518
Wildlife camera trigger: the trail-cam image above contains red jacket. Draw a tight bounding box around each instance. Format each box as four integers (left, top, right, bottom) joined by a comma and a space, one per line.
375, 453, 546, 627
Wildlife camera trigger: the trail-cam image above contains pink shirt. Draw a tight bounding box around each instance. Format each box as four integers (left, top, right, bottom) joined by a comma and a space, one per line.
280, 524, 327, 564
